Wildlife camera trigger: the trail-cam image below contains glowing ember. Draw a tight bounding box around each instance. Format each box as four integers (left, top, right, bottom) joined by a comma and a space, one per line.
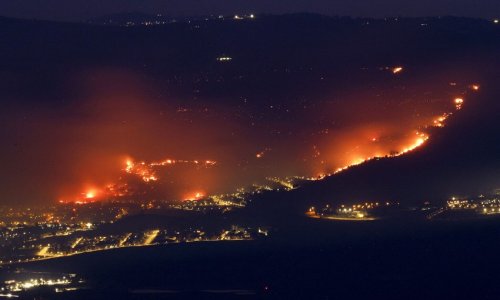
255, 148, 271, 159
454, 97, 464, 110
433, 112, 452, 127
392, 66, 404, 74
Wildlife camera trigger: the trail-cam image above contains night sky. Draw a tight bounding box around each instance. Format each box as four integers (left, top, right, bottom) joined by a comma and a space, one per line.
0, 0, 499, 21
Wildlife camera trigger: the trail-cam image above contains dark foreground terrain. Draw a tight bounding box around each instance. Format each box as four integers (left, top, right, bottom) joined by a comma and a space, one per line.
3, 216, 500, 299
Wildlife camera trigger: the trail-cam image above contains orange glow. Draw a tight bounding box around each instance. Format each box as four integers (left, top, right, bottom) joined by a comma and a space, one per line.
49, 69, 476, 206
395, 134, 428, 155
122, 157, 217, 183
64, 154, 218, 204
184, 192, 205, 201
124, 160, 134, 174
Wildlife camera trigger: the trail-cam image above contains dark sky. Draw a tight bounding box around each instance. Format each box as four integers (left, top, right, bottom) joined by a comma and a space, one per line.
0, 0, 499, 21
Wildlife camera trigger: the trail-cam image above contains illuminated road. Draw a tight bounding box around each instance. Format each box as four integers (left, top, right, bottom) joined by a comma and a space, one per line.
4, 237, 252, 267
36, 246, 55, 257
119, 233, 132, 247
70, 237, 83, 249
143, 230, 160, 246
307, 214, 377, 221
427, 208, 446, 220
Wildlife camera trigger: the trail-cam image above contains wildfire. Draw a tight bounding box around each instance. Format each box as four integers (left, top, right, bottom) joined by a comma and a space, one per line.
433, 112, 451, 127
62, 156, 217, 204
184, 192, 205, 201
395, 132, 429, 156
57, 79, 481, 207
324, 130, 430, 178
124, 157, 217, 183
